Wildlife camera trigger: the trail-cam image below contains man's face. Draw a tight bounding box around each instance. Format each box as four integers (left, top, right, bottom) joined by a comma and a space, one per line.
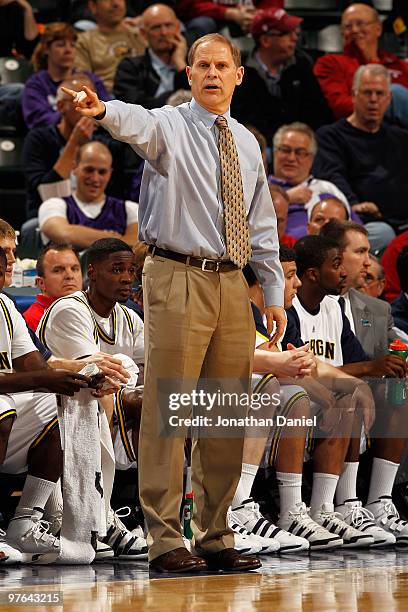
352, 71, 391, 127
341, 4, 381, 51
0, 237, 17, 288
37, 249, 82, 299
271, 191, 288, 240
74, 148, 112, 203
260, 27, 298, 64
307, 199, 348, 235
142, 6, 180, 55
89, 252, 136, 304
282, 260, 301, 309
186, 42, 244, 115
360, 258, 385, 298
342, 230, 370, 289
48, 38, 76, 70
315, 248, 347, 295
273, 130, 314, 185
89, 0, 126, 27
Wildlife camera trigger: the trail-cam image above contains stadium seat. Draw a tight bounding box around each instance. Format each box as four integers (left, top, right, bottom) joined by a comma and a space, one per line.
0, 136, 27, 230
0, 57, 33, 85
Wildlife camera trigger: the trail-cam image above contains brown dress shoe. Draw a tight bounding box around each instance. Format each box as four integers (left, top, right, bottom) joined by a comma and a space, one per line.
149, 547, 208, 573
203, 548, 262, 572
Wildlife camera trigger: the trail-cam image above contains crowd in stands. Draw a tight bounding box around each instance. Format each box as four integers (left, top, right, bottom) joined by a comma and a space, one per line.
2, 0, 408, 565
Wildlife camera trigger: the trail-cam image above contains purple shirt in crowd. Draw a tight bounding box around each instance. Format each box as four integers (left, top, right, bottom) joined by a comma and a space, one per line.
64, 195, 128, 236
22, 69, 112, 129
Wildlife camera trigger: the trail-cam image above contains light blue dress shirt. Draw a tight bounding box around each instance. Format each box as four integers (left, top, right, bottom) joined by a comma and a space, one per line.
98, 98, 284, 306
148, 49, 176, 97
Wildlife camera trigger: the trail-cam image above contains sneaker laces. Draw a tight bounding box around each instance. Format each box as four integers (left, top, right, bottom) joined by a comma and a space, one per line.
379, 499, 407, 530
346, 505, 376, 528
108, 506, 131, 533
21, 518, 59, 548
227, 508, 253, 537
288, 503, 331, 537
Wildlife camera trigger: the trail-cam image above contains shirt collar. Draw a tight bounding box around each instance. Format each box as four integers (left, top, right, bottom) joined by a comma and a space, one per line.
148, 48, 175, 73
190, 98, 231, 130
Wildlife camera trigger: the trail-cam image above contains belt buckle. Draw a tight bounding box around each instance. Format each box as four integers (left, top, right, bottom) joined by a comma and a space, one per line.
201, 258, 219, 272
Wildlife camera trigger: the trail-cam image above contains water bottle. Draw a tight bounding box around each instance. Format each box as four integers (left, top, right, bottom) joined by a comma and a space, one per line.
385, 339, 408, 406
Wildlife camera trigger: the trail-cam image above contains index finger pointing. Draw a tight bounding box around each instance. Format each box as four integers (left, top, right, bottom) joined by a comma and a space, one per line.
60, 86, 77, 98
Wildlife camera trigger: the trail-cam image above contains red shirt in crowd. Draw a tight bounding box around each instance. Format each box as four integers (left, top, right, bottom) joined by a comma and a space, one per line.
177, 0, 283, 22
314, 43, 408, 119
280, 234, 297, 248
23, 294, 55, 332
381, 230, 408, 303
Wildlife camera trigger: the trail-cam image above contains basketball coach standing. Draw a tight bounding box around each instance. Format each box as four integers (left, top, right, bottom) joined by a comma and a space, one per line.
62, 33, 285, 573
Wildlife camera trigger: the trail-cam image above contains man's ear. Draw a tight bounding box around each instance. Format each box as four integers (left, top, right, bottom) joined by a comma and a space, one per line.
186, 65, 192, 86
36, 276, 45, 293
236, 65, 244, 86
87, 263, 95, 281
307, 267, 318, 283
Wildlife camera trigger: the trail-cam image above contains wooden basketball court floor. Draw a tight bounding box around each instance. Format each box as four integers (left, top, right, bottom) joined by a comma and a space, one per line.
1, 549, 408, 611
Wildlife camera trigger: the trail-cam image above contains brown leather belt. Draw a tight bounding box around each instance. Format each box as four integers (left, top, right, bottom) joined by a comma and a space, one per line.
148, 245, 238, 272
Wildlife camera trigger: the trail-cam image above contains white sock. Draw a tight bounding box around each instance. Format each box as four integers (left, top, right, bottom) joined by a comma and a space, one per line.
335, 462, 359, 507
15, 475, 56, 517
310, 473, 339, 516
232, 463, 258, 508
44, 479, 63, 525
367, 457, 399, 507
276, 471, 302, 517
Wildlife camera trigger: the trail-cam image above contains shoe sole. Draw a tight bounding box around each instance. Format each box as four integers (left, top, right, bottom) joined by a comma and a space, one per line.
206, 562, 262, 572
278, 543, 310, 553
21, 551, 60, 564
341, 536, 374, 548
114, 553, 149, 561
309, 538, 343, 551
149, 563, 207, 573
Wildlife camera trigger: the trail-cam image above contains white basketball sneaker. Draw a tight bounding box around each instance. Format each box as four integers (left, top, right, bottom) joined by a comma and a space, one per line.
101, 507, 148, 560
336, 498, 396, 547
366, 496, 408, 546
231, 498, 308, 553
312, 502, 374, 548
6, 511, 60, 564
227, 508, 265, 554
0, 529, 23, 564
278, 501, 343, 551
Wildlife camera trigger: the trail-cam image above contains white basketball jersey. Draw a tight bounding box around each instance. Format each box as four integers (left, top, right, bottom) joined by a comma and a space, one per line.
0, 293, 37, 373
292, 295, 344, 366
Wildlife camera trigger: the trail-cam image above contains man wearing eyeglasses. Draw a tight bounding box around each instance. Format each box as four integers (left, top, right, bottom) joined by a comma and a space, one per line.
314, 3, 408, 124
269, 122, 351, 239
38, 141, 139, 250
231, 8, 332, 146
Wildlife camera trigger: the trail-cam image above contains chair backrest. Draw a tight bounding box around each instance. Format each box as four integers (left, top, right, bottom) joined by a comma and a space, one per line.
0, 57, 33, 85
285, 0, 337, 8
0, 136, 24, 169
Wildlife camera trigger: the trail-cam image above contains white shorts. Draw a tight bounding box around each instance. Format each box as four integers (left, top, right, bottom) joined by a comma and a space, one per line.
0, 392, 58, 474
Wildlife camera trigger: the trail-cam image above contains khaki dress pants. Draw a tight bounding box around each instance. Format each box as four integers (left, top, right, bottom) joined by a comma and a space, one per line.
139, 254, 255, 561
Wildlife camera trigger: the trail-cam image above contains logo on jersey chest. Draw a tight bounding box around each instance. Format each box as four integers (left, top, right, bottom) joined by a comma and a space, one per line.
0, 351, 11, 370
309, 339, 335, 360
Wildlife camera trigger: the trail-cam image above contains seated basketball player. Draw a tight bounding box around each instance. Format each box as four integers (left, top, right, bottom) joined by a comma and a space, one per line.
230, 245, 375, 550
37, 238, 148, 560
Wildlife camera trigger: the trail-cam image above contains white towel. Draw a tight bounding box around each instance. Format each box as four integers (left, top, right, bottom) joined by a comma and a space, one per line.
57, 388, 102, 564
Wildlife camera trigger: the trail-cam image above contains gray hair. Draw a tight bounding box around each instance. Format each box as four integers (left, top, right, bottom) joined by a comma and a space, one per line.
273, 122, 317, 157
352, 63, 391, 93
369, 253, 385, 280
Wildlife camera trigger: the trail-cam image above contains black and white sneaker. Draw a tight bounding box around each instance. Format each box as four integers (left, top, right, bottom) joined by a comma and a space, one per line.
312, 503, 374, 548
278, 502, 343, 551
101, 507, 148, 560
336, 498, 396, 547
231, 498, 308, 553
366, 496, 408, 546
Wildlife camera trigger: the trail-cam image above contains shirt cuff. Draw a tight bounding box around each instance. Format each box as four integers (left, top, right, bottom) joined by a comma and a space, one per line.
262, 285, 284, 309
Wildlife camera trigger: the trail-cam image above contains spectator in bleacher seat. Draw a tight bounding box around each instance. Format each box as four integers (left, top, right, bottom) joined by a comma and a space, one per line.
23, 243, 83, 332
314, 2, 408, 127
359, 254, 386, 299
38, 141, 139, 250
22, 76, 131, 218
0, 0, 39, 60
313, 64, 408, 253
270, 185, 296, 247
269, 122, 351, 240
307, 194, 349, 236
381, 230, 408, 303
231, 8, 332, 147
177, 0, 284, 40
74, 0, 145, 92
22, 22, 111, 130
391, 247, 408, 336
113, 4, 190, 106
